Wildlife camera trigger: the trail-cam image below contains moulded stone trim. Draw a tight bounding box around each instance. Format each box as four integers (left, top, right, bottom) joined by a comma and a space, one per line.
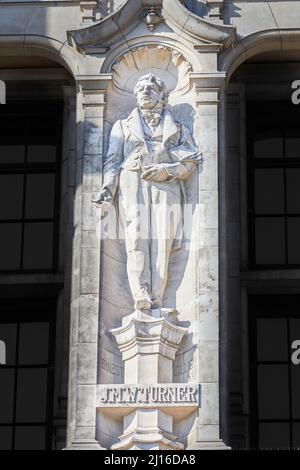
220, 28, 300, 83
0, 33, 82, 78
67, 0, 236, 50
68, 0, 154, 48
163, 0, 236, 48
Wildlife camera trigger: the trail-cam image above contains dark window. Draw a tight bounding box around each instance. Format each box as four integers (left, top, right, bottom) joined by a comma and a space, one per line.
249, 295, 300, 449
248, 102, 300, 268
0, 103, 62, 272
0, 299, 56, 450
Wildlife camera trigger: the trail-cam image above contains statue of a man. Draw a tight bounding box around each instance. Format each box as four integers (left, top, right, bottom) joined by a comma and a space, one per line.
93, 73, 201, 312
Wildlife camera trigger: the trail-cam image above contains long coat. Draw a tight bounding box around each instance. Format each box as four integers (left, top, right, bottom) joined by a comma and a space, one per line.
102, 106, 201, 201
101, 106, 201, 306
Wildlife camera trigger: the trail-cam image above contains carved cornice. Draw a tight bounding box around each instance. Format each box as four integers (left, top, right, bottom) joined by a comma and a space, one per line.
190, 71, 226, 89
67, 0, 236, 51
76, 74, 112, 106
68, 0, 160, 48
163, 0, 235, 48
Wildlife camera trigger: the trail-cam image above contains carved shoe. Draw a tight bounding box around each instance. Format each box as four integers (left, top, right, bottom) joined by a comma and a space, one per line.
134, 297, 152, 311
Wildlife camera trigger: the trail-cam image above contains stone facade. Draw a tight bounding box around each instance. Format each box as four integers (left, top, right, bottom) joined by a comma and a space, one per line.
1, 0, 300, 450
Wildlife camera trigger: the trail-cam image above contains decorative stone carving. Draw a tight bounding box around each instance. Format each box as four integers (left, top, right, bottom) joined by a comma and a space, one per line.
111, 46, 192, 96
95, 309, 199, 450
97, 383, 200, 407
111, 309, 188, 368
145, 7, 162, 31
92, 73, 201, 314
68, 0, 236, 50
93, 72, 202, 449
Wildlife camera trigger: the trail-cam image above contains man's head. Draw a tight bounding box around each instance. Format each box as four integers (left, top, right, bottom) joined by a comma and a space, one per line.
134, 73, 168, 110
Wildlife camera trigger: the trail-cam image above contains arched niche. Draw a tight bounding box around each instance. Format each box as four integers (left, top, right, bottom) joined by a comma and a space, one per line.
111, 45, 192, 95
98, 42, 200, 391
103, 44, 197, 138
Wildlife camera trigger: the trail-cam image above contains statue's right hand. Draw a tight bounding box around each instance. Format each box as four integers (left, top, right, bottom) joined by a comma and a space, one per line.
91, 188, 113, 206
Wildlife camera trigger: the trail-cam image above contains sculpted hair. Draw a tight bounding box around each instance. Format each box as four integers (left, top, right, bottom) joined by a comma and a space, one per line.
134, 73, 168, 105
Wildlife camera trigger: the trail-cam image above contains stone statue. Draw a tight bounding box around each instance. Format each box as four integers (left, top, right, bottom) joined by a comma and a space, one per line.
93, 73, 201, 313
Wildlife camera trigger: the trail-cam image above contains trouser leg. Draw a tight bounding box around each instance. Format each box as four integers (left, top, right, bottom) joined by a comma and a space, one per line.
126, 240, 152, 310
150, 184, 182, 308
119, 171, 152, 310
150, 240, 172, 308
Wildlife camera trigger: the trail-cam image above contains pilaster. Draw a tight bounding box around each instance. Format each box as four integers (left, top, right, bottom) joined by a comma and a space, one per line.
188, 72, 229, 450
65, 75, 112, 450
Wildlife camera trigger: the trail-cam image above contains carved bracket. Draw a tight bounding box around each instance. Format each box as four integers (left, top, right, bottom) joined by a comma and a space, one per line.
143, 7, 162, 31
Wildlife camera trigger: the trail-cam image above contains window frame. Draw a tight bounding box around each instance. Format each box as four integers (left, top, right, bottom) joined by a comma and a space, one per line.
0, 101, 62, 274
0, 298, 56, 450
249, 294, 300, 450
247, 101, 300, 269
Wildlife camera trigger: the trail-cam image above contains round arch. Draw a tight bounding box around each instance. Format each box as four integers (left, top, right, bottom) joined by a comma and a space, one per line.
220, 29, 300, 84
0, 34, 83, 79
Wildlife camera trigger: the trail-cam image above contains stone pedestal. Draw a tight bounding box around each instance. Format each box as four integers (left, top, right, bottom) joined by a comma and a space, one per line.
111, 309, 187, 384
112, 409, 183, 451
111, 309, 187, 450
96, 309, 199, 450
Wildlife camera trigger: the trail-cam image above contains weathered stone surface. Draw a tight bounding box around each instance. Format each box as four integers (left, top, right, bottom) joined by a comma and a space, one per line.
3, 0, 296, 452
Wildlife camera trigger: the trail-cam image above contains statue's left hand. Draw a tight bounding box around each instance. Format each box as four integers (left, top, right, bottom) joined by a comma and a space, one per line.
141, 164, 169, 182
91, 187, 113, 206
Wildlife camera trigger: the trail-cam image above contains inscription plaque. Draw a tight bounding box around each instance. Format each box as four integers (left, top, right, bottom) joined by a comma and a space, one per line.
96, 383, 200, 408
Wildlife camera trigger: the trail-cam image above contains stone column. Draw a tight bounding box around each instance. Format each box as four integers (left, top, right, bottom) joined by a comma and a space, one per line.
66, 75, 111, 450
188, 72, 230, 450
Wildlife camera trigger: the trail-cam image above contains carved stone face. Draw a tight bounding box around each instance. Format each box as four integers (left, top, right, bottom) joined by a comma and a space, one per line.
135, 79, 164, 110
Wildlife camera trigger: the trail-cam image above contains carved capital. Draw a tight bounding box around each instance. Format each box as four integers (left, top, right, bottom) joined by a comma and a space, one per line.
190, 72, 226, 105
76, 74, 112, 108
110, 310, 188, 362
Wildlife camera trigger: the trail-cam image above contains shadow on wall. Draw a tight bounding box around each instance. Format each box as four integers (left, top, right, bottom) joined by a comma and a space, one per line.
182, 0, 208, 17
182, 0, 243, 26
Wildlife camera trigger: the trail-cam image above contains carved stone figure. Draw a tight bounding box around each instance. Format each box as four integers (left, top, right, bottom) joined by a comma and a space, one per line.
93, 73, 201, 312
